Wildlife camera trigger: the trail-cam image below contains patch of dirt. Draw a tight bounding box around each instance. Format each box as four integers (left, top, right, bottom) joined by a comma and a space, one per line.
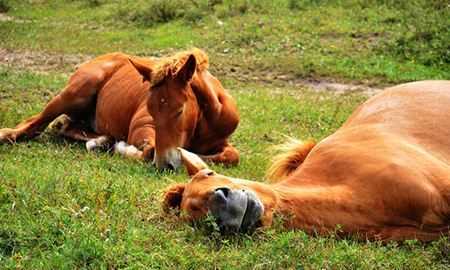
0, 48, 93, 74
296, 79, 382, 96
215, 66, 383, 96
0, 13, 29, 23
0, 47, 383, 95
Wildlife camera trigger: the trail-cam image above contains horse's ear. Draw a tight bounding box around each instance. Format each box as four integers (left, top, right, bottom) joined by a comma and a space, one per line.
178, 148, 208, 176
163, 183, 185, 210
129, 58, 153, 82
174, 54, 196, 84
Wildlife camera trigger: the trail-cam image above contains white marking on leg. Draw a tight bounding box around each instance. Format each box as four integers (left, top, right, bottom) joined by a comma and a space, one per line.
86, 140, 97, 151
114, 141, 143, 159
86, 135, 111, 151
114, 141, 127, 155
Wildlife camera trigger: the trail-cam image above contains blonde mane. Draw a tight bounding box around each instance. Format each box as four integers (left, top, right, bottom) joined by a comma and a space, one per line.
150, 48, 209, 87
266, 138, 316, 182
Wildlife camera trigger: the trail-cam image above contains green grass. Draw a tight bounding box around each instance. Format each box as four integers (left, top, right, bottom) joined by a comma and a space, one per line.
1, 68, 449, 269
1, 0, 449, 269
1, 0, 448, 83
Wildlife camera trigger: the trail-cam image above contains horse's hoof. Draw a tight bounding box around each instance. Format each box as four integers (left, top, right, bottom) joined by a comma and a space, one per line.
49, 115, 71, 134
0, 129, 17, 143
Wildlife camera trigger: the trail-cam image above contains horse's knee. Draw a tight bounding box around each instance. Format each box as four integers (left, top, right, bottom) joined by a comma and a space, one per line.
127, 128, 155, 161
222, 146, 240, 166
48, 115, 72, 134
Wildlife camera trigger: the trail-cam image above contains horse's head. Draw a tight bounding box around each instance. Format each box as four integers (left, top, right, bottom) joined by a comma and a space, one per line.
130, 52, 201, 169
163, 148, 277, 234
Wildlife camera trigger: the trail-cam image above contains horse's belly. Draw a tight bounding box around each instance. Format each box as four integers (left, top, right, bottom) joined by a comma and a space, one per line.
94, 66, 149, 140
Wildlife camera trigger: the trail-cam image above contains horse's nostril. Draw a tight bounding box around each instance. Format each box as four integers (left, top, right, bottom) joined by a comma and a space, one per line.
215, 187, 231, 198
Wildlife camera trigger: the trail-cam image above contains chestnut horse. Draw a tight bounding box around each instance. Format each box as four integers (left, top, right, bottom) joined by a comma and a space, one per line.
164, 80, 450, 241
0, 49, 240, 169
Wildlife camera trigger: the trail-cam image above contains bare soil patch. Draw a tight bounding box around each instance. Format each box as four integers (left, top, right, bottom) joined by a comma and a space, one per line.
0, 13, 30, 23
0, 48, 383, 95
0, 48, 92, 74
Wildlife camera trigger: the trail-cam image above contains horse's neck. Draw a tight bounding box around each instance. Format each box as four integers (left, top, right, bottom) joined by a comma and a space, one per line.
191, 71, 222, 118
190, 71, 239, 142
270, 181, 376, 234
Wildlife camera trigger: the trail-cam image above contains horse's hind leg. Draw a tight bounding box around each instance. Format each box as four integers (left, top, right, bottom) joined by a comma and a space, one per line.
52, 115, 114, 151
64, 129, 113, 152
0, 70, 104, 143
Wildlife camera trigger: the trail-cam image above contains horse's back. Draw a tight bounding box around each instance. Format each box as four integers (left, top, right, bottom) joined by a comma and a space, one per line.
337, 81, 450, 227
343, 80, 450, 162
293, 81, 450, 226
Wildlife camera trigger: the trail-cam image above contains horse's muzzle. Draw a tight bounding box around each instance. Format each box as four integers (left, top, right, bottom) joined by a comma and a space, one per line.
153, 148, 182, 170
208, 187, 264, 234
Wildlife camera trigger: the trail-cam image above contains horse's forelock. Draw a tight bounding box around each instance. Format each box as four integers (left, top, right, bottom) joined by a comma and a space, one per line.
149, 48, 209, 87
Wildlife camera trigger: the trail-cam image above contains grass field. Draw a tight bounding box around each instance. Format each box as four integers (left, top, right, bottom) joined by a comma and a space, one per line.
0, 0, 449, 269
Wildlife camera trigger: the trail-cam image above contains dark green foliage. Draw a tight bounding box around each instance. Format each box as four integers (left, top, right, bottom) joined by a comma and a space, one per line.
125, 0, 224, 26
125, 0, 279, 26
130, 0, 185, 26
85, 0, 102, 7
0, 0, 9, 13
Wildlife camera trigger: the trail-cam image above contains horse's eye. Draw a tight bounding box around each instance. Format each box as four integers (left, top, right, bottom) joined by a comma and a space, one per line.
206, 171, 215, 176
175, 108, 184, 117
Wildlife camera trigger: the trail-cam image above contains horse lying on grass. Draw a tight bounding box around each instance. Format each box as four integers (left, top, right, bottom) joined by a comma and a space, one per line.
164, 80, 450, 241
0, 49, 240, 169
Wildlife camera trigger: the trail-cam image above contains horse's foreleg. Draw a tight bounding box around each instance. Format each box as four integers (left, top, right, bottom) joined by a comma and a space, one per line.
114, 141, 155, 161
198, 143, 239, 166
112, 127, 155, 161
49, 114, 114, 151
113, 141, 144, 160
126, 122, 155, 162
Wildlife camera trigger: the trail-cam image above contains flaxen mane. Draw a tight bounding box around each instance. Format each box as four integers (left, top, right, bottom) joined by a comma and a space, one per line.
266, 138, 316, 182
150, 48, 209, 87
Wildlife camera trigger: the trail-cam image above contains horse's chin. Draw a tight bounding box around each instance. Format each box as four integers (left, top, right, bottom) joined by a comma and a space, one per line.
154, 148, 182, 170
208, 188, 264, 234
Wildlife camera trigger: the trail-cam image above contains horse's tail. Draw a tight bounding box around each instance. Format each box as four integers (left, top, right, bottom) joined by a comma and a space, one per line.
266, 138, 316, 182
